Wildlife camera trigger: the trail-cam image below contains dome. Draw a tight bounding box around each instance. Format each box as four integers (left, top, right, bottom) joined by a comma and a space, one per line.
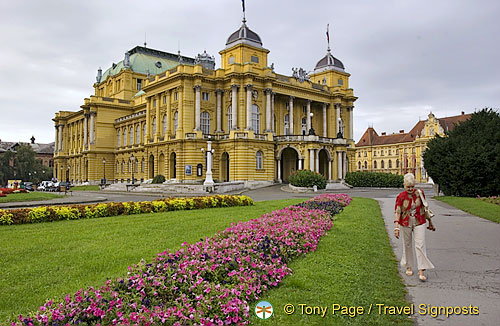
314, 50, 345, 73
226, 20, 263, 48
194, 50, 216, 70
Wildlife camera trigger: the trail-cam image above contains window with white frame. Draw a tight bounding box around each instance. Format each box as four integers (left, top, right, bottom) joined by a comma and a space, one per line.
202, 92, 209, 101
252, 105, 260, 133
173, 111, 178, 133
201, 111, 210, 134
116, 161, 119, 173
121, 160, 125, 173
162, 114, 167, 135
129, 127, 133, 145
141, 158, 145, 172
123, 128, 127, 146
227, 105, 232, 130
152, 118, 156, 135
174, 92, 178, 101
143, 124, 146, 142
301, 117, 307, 135
284, 114, 290, 135
136, 125, 140, 144
256, 151, 263, 169
117, 130, 121, 147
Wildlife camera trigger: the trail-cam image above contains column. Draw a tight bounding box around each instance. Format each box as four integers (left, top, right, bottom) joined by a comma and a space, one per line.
55, 126, 59, 152
289, 96, 294, 135
215, 89, 222, 132
337, 151, 343, 180
194, 85, 201, 131
271, 92, 275, 133
58, 125, 63, 151
166, 91, 171, 137
315, 149, 320, 173
308, 149, 312, 171
349, 106, 354, 140
277, 159, 282, 182
155, 94, 161, 138
83, 114, 88, 149
306, 100, 311, 132
245, 84, 253, 130
89, 112, 96, 144
335, 103, 341, 136
265, 88, 272, 132
343, 151, 348, 179
322, 103, 328, 137
328, 159, 332, 181
231, 85, 238, 130
146, 97, 151, 141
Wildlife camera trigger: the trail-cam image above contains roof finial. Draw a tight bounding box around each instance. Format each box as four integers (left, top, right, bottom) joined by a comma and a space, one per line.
326, 23, 331, 52
242, 0, 246, 23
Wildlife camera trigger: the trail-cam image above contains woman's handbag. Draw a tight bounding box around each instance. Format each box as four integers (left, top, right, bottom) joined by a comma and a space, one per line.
418, 189, 436, 231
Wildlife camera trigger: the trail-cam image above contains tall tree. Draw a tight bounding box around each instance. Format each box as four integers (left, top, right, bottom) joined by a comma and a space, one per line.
0, 151, 15, 186
424, 108, 500, 197
14, 144, 46, 183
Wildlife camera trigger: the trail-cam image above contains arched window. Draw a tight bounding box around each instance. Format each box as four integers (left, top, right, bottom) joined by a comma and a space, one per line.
256, 151, 263, 169
116, 161, 119, 173
173, 112, 178, 133
136, 125, 140, 144
358, 161, 361, 170
389, 160, 392, 168
396, 159, 400, 168
252, 105, 260, 133
162, 114, 167, 136
129, 127, 133, 145
152, 118, 156, 136
227, 106, 232, 131
141, 158, 145, 173
301, 117, 307, 135
121, 160, 125, 173
284, 114, 290, 135
374, 161, 377, 169
117, 130, 121, 147
381, 160, 385, 169
124, 128, 128, 146
201, 111, 210, 134
364, 161, 367, 169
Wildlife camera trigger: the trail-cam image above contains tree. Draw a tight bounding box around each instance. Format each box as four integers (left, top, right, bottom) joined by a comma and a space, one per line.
423, 108, 500, 197
14, 144, 47, 183
0, 151, 15, 186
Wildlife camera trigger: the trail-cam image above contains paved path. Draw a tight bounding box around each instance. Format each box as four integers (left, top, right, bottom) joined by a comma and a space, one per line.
376, 196, 500, 326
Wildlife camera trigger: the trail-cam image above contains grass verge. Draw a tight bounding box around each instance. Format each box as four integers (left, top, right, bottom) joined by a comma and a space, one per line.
0, 199, 303, 323
0, 192, 63, 203
435, 196, 500, 224
251, 197, 412, 326
70, 185, 100, 191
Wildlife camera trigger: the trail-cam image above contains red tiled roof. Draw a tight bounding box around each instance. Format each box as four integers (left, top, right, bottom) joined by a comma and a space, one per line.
356, 113, 472, 147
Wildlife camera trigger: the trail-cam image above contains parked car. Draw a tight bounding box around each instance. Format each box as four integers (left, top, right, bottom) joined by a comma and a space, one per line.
58, 181, 71, 192
23, 182, 34, 191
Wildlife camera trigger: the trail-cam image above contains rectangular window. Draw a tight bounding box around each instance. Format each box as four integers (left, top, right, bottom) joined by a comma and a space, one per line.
137, 79, 142, 91
202, 92, 209, 101
153, 99, 157, 108
174, 92, 178, 101
163, 96, 167, 104
251, 56, 259, 63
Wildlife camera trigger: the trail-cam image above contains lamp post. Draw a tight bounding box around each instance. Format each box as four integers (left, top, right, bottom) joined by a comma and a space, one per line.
102, 158, 106, 184
67, 165, 70, 183
201, 139, 215, 191
130, 155, 135, 184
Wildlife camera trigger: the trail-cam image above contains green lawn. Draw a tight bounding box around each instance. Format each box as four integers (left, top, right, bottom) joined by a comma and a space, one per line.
0, 192, 63, 203
70, 185, 100, 191
251, 198, 413, 326
0, 199, 304, 323
436, 196, 500, 224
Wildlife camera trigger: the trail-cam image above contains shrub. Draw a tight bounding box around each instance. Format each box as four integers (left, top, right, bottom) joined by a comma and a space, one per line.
152, 174, 166, 184
289, 170, 327, 189
345, 171, 403, 188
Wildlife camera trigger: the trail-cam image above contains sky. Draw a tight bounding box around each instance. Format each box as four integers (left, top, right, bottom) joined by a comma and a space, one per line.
0, 0, 499, 144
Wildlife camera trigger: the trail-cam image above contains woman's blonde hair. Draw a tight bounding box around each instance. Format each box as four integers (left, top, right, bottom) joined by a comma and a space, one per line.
404, 173, 416, 186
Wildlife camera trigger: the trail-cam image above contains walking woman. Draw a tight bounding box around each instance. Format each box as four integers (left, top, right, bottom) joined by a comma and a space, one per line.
394, 173, 435, 281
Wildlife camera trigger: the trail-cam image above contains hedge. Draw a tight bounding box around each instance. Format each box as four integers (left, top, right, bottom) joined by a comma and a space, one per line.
0, 195, 254, 226
345, 171, 404, 188
289, 170, 327, 189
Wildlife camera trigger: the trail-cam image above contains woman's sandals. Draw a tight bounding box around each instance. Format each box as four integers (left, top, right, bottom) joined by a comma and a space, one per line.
405, 268, 413, 276
418, 270, 427, 281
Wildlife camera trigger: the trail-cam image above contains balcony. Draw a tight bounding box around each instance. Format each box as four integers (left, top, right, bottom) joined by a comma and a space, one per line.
274, 135, 346, 145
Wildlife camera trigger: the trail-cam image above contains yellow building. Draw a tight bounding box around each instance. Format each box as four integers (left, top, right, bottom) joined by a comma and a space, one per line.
355, 112, 471, 182
53, 17, 357, 186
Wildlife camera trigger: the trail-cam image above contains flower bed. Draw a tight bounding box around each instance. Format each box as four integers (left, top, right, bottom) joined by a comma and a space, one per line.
0, 188, 28, 197
0, 195, 254, 225
12, 194, 351, 325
